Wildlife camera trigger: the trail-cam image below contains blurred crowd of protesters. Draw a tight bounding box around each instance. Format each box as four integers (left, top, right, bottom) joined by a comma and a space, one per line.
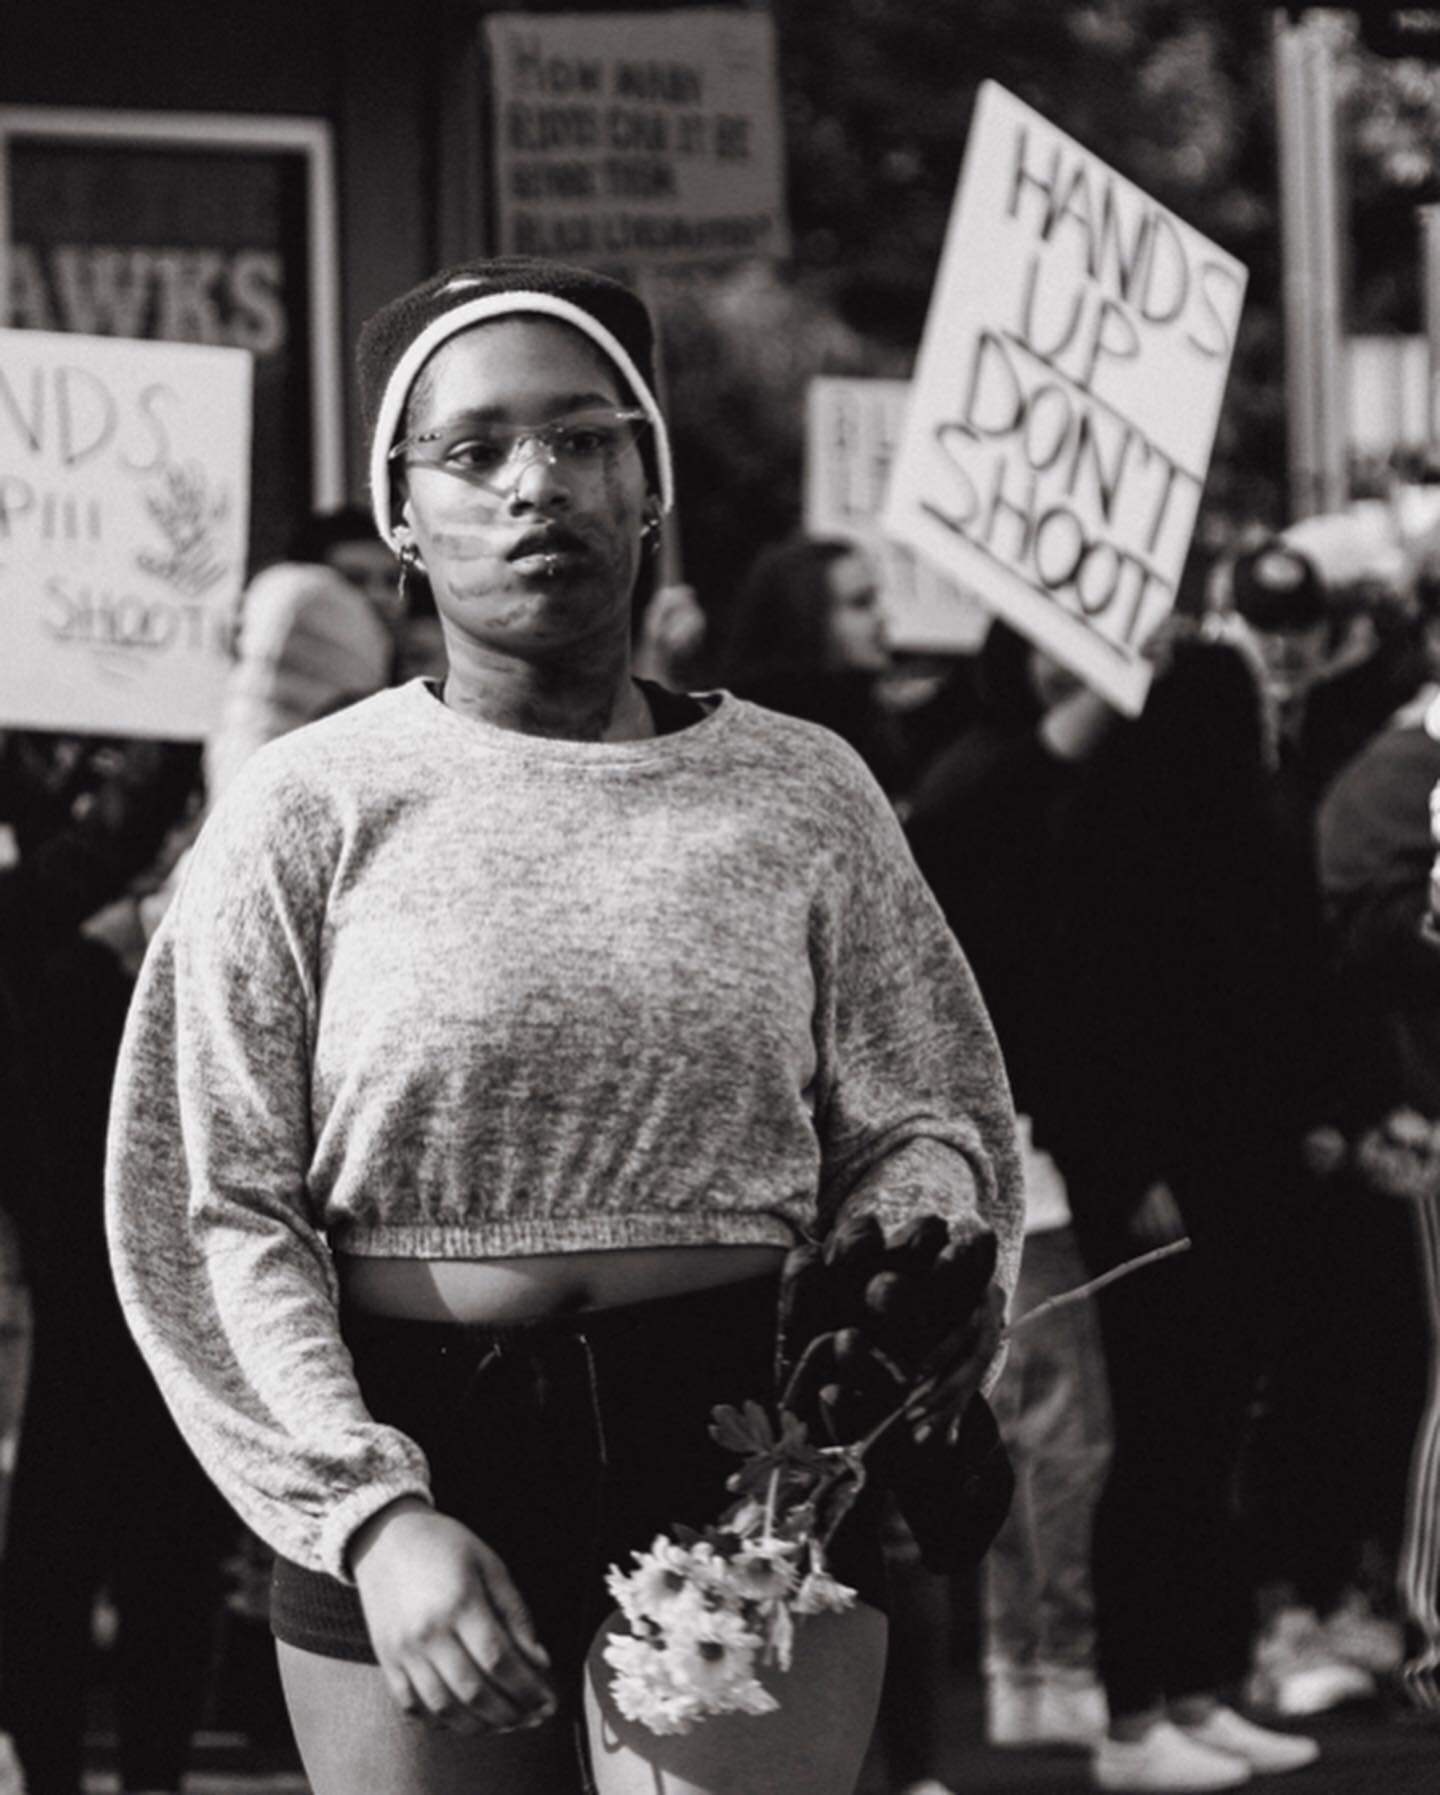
0, 505, 444, 1795
709, 510, 1440, 1793
6, 492, 1440, 1795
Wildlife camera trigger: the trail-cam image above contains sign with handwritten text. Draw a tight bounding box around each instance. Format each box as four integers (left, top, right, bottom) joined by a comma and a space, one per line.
882, 82, 1247, 714
806, 377, 988, 653
0, 327, 251, 737
484, 10, 788, 269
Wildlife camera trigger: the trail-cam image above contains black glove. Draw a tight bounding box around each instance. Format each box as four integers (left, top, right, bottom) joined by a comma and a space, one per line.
779, 1216, 1001, 1432
776, 1214, 1012, 1571
775, 1211, 888, 1392
887, 1391, 1016, 1573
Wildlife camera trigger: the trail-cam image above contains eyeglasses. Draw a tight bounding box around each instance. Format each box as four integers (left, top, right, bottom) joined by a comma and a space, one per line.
388, 407, 650, 498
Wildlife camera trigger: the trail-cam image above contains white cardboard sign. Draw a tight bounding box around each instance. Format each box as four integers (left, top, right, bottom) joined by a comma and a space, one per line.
484, 9, 789, 269
0, 327, 251, 738
805, 376, 989, 654
882, 82, 1247, 714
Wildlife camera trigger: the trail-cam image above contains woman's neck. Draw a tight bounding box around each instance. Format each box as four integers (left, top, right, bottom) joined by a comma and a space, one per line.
439, 646, 654, 743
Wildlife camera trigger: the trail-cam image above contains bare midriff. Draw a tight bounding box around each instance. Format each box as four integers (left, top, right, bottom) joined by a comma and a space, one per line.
336, 1243, 788, 1324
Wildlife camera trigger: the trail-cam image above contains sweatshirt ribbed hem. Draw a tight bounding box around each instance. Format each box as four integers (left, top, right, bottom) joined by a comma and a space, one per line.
330, 1211, 801, 1259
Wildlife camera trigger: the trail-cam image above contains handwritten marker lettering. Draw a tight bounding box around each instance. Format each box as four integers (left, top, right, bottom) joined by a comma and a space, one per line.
882, 83, 1247, 715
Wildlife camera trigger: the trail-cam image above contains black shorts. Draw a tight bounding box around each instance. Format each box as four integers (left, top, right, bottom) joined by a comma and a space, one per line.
270, 1273, 887, 1675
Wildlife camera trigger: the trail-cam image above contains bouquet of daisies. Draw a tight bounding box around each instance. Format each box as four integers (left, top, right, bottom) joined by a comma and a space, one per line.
602, 1402, 863, 1735
602, 1214, 1180, 1736
603, 1212, 1000, 1734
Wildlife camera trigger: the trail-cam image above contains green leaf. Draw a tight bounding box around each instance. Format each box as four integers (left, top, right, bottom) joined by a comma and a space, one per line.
709, 1400, 778, 1458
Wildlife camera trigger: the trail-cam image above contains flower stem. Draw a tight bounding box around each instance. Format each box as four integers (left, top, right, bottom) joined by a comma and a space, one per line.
841, 1239, 1193, 1463
1004, 1238, 1191, 1339
778, 1333, 832, 1415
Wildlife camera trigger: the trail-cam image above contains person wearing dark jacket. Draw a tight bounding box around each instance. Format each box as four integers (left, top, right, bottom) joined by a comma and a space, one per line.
909, 623, 1114, 1757
1318, 677, 1440, 1712
0, 732, 228, 1795
912, 623, 1325, 1790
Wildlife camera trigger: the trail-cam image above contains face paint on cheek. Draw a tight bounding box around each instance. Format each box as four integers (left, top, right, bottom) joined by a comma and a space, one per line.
430, 530, 503, 564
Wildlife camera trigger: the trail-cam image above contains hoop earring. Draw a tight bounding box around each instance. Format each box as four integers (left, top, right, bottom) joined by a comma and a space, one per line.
641, 512, 662, 556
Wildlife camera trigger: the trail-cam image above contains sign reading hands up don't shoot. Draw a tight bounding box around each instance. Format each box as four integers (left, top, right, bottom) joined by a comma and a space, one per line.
882, 82, 1246, 715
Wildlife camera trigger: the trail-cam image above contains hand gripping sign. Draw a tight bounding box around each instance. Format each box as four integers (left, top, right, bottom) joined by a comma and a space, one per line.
882, 82, 1247, 715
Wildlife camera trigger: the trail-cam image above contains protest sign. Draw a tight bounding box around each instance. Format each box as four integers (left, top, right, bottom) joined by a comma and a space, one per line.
0, 326, 251, 738
806, 376, 989, 653
882, 82, 1247, 714
1, 108, 341, 573
484, 9, 788, 270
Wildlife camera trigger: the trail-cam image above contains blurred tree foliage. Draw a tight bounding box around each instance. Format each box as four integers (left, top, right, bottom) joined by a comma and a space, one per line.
651, 2, 1440, 645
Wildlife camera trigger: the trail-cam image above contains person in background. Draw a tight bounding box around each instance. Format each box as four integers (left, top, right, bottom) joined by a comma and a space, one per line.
0, 731, 224, 1795
1314, 576, 1440, 1716
719, 534, 909, 797
908, 622, 1114, 1762
105, 255, 1022, 1795
90, 505, 445, 978
1042, 631, 1328, 1791
1220, 537, 1422, 1718
630, 576, 708, 692
719, 534, 997, 1795
205, 505, 408, 803
917, 617, 1328, 1791
1228, 532, 1430, 822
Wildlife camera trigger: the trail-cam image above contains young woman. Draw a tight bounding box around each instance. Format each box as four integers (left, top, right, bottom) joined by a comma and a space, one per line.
105, 256, 1023, 1795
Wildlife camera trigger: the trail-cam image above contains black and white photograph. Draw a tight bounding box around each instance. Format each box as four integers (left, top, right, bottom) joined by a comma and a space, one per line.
0, 5, 1438, 1792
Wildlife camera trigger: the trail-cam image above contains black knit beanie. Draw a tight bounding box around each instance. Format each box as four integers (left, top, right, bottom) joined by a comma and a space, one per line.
1229, 540, 1326, 631
358, 255, 674, 548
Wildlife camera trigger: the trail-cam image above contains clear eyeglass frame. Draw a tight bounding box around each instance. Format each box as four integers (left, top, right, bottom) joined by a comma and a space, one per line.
387, 406, 650, 499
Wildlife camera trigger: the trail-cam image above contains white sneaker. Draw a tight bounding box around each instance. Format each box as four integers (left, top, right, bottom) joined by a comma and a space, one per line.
1175, 1706, 1319, 1775
1266, 1659, 1375, 1717
1320, 1593, 1403, 1677
1092, 1719, 1252, 1791
985, 1667, 1041, 1746
1035, 1666, 1109, 1746
1245, 1602, 1376, 1716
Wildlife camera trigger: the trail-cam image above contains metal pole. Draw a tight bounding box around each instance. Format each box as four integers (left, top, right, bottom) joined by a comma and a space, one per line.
1274, 10, 1348, 518
1421, 204, 1440, 461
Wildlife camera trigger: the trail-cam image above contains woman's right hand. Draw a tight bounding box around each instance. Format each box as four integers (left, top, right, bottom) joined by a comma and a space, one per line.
349, 1497, 556, 1734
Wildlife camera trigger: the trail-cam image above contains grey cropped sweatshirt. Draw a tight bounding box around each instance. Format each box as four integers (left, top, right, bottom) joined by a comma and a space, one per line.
105, 681, 1023, 1583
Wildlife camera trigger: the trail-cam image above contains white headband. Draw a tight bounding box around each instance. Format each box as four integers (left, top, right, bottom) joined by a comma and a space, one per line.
368, 288, 675, 550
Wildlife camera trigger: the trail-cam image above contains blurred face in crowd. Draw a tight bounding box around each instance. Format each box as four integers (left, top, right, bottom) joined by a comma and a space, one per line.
825, 550, 889, 674
1249, 619, 1330, 707
395, 318, 651, 664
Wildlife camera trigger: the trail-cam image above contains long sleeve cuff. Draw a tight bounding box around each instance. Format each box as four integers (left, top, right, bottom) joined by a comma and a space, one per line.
317, 1476, 437, 1587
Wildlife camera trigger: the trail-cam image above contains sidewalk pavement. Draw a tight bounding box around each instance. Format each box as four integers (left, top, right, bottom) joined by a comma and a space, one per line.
79, 1683, 1440, 1794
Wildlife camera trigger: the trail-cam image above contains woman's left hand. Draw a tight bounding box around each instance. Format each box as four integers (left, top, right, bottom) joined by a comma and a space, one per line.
904, 1281, 1005, 1443
780, 1217, 1004, 1446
